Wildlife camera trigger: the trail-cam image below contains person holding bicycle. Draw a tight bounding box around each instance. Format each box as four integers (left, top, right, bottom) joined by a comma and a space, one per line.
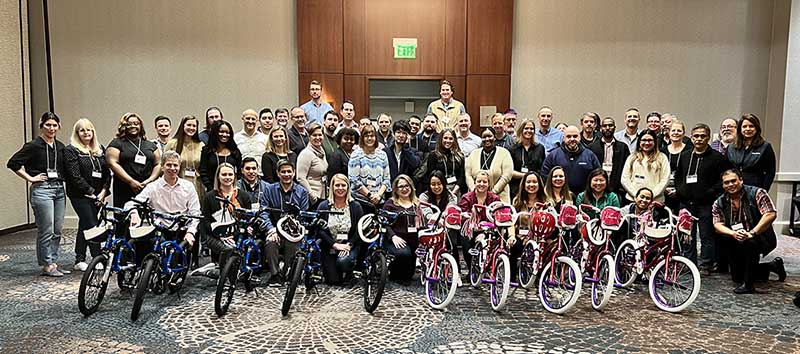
125, 150, 202, 264
259, 159, 310, 286
383, 174, 424, 282
317, 174, 364, 285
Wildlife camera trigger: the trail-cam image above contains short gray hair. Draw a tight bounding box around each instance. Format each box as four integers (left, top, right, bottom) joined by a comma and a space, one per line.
161, 150, 181, 166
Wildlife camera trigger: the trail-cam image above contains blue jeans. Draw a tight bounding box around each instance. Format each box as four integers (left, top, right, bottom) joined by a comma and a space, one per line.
681, 203, 714, 267
70, 196, 102, 263
386, 239, 415, 281
30, 183, 66, 266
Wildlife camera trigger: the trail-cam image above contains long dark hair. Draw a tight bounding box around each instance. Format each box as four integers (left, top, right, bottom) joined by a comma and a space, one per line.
427, 171, 454, 211
734, 113, 765, 148
433, 128, 463, 163
513, 171, 546, 211
579, 168, 609, 205
207, 120, 238, 153
173, 115, 200, 155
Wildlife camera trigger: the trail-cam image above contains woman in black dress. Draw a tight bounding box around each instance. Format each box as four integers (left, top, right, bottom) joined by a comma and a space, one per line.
106, 113, 161, 207
199, 120, 242, 192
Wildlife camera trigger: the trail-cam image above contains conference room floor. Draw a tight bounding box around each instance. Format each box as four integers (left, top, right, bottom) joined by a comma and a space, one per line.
0, 229, 798, 354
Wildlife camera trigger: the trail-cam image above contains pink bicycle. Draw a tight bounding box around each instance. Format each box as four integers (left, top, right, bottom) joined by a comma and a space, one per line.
571, 205, 621, 311
463, 202, 516, 312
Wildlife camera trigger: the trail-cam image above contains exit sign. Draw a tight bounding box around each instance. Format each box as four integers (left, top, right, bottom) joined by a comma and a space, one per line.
393, 38, 417, 59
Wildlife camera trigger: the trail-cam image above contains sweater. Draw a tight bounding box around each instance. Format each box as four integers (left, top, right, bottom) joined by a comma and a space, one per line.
620, 152, 670, 202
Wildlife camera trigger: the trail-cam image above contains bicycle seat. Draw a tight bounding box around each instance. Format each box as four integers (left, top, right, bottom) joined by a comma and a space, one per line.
644, 225, 672, 239
444, 205, 463, 230
277, 215, 305, 243
487, 201, 515, 228
129, 225, 155, 239
84, 224, 108, 241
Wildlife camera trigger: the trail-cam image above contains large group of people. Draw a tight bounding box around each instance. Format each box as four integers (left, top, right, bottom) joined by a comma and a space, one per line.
6, 79, 788, 296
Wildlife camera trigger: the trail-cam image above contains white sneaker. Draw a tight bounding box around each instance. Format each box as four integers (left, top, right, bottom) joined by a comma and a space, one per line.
74, 262, 89, 272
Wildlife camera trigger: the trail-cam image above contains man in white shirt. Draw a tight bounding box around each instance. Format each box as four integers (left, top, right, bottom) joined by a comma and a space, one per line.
233, 109, 268, 161
456, 113, 481, 157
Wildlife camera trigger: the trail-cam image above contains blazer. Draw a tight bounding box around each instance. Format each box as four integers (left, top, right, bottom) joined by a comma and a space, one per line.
316, 200, 364, 250
588, 138, 630, 197
465, 147, 514, 203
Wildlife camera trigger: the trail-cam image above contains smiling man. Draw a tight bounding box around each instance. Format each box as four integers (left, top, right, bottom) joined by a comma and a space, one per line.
427, 80, 465, 131
300, 80, 334, 126
541, 125, 600, 192
614, 107, 641, 153
234, 109, 268, 162
534, 106, 563, 157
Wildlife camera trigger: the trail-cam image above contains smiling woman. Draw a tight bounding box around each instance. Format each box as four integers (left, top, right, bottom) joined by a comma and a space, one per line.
106, 113, 161, 208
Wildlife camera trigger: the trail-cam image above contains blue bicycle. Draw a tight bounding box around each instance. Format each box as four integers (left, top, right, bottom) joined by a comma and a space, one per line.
213, 197, 268, 317
278, 208, 343, 316
77, 201, 137, 317
130, 205, 202, 321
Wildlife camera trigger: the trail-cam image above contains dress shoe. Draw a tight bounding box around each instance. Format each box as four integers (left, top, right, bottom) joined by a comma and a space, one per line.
772, 257, 786, 282
710, 264, 728, 274
733, 284, 755, 294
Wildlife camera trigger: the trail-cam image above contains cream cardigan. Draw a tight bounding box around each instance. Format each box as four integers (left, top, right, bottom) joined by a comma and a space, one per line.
620, 152, 671, 202
465, 146, 514, 203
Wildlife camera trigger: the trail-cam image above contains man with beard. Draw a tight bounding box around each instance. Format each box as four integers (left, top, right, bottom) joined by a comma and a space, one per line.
504, 109, 518, 138
427, 80, 465, 131
407, 115, 431, 156
274, 108, 290, 129
152, 115, 172, 152
327, 127, 358, 181
534, 106, 563, 157
710, 117, 737, 157
588, 117, 630, 202
384, 120, 421, 182
579, 112, 599, 148
234, 109, 268, 161
456, 113, 481, 157
199, 107, 223, 144
712, 169, 786, 294
321, 110, 340, 161
541, 126, 600, 193
287, 107, 309, 155
413, 113, 439, 153
300, 80, 334, 126
335, 100, 357, 133
614, 107, 642, 153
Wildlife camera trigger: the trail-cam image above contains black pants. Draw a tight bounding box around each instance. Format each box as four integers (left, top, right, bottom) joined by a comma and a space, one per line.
447, 229, 472, 271
265, 238, 300, 277
321, 243, 359, 284
508, 238, 524, 282
132, 230, 190, 266
386, 238, 416, 281
70, 196, 102, 263
729, 238, 771, 286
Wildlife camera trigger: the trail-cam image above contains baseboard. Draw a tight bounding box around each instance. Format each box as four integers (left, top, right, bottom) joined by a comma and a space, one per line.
0, 223, 35, 236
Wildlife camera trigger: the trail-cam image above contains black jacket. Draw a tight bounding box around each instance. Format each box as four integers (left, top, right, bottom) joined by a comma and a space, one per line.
674, 148, 730, 206
287, 126, 309, 156
588, 138, 630, 197
508, 142, 545, 198
200, 189, 253, 239
63, 144, 111, 199
384, 144, 421, 182
425, 150, 468, 193
327, 147, 350, 182
726, 142, 776, 191
316, 200, 364, 249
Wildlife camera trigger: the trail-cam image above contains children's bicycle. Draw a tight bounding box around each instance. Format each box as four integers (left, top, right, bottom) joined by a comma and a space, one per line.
77, 201, 137, 317
130, 207, 202, 321
614, 202, 701, 313
464, 202, 517, 312
213, 197, 269, 317
571, 205, 620, 311
416, 202, 458, 310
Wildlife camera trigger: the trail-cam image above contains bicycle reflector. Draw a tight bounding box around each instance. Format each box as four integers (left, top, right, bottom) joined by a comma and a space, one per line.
444, 205, 463, 230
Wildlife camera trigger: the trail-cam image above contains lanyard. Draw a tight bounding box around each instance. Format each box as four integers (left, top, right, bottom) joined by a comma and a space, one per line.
88, 153, 99, 172
481, 149, 495, 170
127, 138, 143, 155
45, 142, 56, 170
443, 155, 455, 177
686, 153, 703, 178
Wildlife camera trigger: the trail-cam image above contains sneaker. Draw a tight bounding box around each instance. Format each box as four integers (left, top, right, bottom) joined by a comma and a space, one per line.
268, 274, 284, 287
74, 262, 89, 272
41, 267, 64, 277
54, 264, 71, 275
190, 262, 217, 278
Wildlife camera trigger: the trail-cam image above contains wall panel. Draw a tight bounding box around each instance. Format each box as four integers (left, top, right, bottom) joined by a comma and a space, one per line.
466, 0, 513, 75
297, 0, 343, 73
445, 0, 467, 75
466, 75, 511, 129
298, 73, 343, 111
344, 75, 368, 118
343, 0, 367, 75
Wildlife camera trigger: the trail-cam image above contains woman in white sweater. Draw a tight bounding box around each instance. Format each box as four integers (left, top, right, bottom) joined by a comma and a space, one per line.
297, 123, 328, 208
465, 127, 514, 203
620, 129, 670, 202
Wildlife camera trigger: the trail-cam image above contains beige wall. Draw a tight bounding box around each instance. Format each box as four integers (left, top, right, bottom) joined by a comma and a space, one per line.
47, 0, 298, 149
0, 0, 32, 229
510, 0, 776, 129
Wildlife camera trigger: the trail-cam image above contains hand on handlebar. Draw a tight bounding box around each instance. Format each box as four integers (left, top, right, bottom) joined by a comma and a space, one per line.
268, 229, 279, 242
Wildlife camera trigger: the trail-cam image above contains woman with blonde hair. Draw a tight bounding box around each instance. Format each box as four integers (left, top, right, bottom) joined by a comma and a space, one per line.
107, 112, 161, 207
620, 129, 670, 202
200, 163, 253, 271
383, 174, 423, 282
316, 174, 364, 284
260, 126, 297, 183
663, 120, 692, 210
165, 115, 205, 200
64, 118, 111, 271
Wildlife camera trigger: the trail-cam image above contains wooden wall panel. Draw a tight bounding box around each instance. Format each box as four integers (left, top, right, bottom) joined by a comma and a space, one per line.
344, 75, 369, 118
466, 0, 513, 75
298, 73, 344, 110
344, 0, 367, 74
466, 75, 510, 130
365, 0, 446, 75
297, 0, 344, 73
445, 75, 466, 105
445, 0, 467, 75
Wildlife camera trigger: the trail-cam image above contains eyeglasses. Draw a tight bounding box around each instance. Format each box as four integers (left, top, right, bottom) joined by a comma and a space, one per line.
397, 184, 411, 190
640, 138, 655, 142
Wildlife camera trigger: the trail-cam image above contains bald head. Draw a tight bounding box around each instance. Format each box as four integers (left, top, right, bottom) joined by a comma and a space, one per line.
241, 109, 259, 133
563, 125, 580, 151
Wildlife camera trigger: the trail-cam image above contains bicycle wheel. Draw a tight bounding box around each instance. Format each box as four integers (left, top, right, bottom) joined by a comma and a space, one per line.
116, 246, 136, 290
363, 252, 388, 314
469, 241, 485, 288
131, 257, 157, 321
425, 253, 458, 310
281, 255, 306, 316
591, 254, 615, 311
215, 254, 241, 317
78, 255, 109, 317
518, 242, 538, 289
538, 256, 582, 314
648, 255, 700, 313
614, 239, 639, 287
490, 253, 511, 312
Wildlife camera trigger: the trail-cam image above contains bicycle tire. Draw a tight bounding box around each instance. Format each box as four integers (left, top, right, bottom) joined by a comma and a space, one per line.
282, 255, 306, 316
363, 252, 388, 314
215, 254, 241, 317
591, 254, 615, 311
490, 253, 511, 312
131, 257, 157, 321
538, 256, 582, 314
614, 239, 639, 287
518, 242, 538, 289
425, 252, 458, 310
78, 255, 109, 317
469, 241, 485, 288
648, 256, 700, 313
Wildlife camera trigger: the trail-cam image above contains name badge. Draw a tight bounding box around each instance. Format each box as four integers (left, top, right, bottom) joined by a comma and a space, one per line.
634, 174, 646, 182
731, 223, 744, 231
407, 226, 417, 233
134, 153, 147, 165
686, 175, 698, 184
47, 170, 59, 179
602, 163, 613, 173
91, 171, 102, 179
336, 233, 348, 241
447, 176, 457, 184
250, 202, 260, 211
518, 229, 529, 236
184, 168, 196, 177
669, 171, 676, 181
520, 167, 529, 173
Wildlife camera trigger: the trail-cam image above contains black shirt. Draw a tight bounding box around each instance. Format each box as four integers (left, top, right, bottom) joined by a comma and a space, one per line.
108, 137, 158, 182
7, 136, 66, 181
64, 144, 111, 198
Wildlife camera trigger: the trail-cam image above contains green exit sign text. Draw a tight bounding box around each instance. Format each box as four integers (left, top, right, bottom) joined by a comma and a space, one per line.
393, 38, 417, 59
